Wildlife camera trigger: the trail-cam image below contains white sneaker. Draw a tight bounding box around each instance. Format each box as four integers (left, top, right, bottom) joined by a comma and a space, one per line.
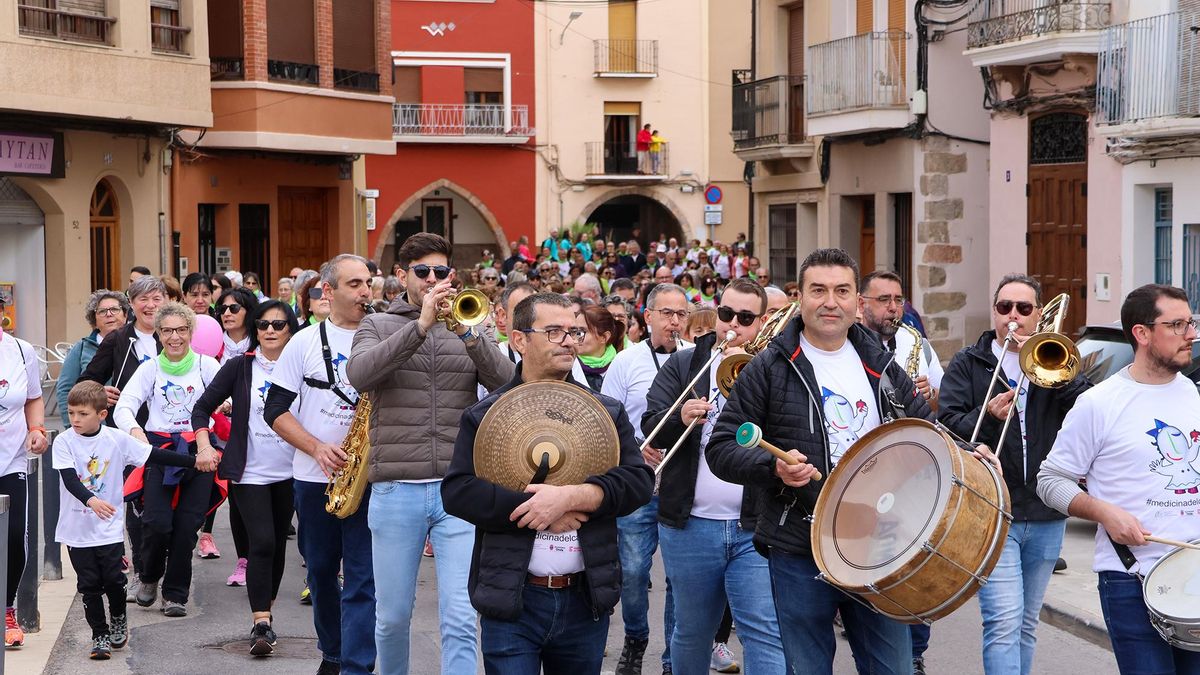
711, 642, 740, 673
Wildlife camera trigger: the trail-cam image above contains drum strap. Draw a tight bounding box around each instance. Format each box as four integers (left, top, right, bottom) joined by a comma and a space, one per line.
1109, 536, 1140, 572
876, 367, 908, 422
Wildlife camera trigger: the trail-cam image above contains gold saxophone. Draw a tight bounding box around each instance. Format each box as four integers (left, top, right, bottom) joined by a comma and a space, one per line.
896, 319, 924, 379
325, 302, 376, 518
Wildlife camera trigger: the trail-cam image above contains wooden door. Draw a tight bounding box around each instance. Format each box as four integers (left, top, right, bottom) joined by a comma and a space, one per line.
278, 187, 328, 274
89, 178, 119, 291
238, 204, 270, 280
1028, 112, 1089, 337
860, 198, 876, 274
788, 5, 805, 141
421, 199, 452, 240
608, 0, 637, 72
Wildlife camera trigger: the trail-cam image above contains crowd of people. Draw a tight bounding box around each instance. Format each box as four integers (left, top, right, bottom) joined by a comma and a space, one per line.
0, 229, 1195, 675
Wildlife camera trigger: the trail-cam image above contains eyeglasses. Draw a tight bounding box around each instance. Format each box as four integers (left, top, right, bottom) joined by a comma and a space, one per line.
408, 264, 451, 280
1145, 318, 1198, 336
218, 303, 243, 315
307, 287, 325, 301
786, 291, 801, 299
96, 306, 124, 317
481, 275, 499, 282
717, 305, 758, 327
518, 326, 587, 344
159, 326, 189, 337
862, 294, 906, 307
255, 319, 289, 331
994, 300, 1035, 316
651, 308, 689, 322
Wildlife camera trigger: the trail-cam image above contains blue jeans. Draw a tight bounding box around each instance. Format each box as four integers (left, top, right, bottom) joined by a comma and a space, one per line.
294, 480, 376, 674
1099, 571, 1200, 675
617, 496, 673, 665
768, 549, 912, 675
480, 583, 609, 674
910, 624, 930, 659
659, 517, 785, 674
368, 481, 477, 675
977, 519, 1065, 675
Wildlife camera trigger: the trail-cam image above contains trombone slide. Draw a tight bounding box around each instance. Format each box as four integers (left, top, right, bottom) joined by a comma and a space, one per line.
640, 330, 736, 452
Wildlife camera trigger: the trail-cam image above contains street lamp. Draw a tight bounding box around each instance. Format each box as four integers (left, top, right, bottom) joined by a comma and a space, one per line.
560, 11, 583, 45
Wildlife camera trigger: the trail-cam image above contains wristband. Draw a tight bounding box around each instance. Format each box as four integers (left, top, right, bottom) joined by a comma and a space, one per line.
458, 327, 477, 343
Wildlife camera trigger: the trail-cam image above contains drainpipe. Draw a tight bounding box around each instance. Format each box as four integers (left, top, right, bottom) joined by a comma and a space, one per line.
747, 0, 757, 245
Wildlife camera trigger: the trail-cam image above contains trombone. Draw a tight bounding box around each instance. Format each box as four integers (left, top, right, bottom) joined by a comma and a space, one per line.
643, 329, 737, 460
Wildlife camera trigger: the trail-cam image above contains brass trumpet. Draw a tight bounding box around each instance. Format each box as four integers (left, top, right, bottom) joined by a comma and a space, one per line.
439, 288, 490, 331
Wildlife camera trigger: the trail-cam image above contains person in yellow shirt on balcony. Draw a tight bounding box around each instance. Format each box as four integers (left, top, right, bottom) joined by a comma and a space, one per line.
649, 129, 666, 175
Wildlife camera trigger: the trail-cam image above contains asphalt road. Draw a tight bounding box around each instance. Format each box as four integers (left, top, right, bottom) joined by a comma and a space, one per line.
41, 510, 1119, 675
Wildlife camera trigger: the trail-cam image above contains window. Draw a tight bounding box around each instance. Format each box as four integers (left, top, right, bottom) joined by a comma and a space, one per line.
208, 0, 243, 79
1155, 188, 1172, 285
1184, 222, 1200, 311
18, 0, 115, 45
892, 193, 913, 298
333, 0, 378, 91
769, 204, 798, 285
267, 0, 317, 83
151, 0, 188, 54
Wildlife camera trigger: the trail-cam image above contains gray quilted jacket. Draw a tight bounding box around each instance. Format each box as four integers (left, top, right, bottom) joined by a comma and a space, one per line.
347, 298, 514, 482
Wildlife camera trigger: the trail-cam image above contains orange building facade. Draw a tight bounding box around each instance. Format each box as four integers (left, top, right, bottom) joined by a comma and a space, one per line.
171, 0, 395, 283
366, 0, 536, 270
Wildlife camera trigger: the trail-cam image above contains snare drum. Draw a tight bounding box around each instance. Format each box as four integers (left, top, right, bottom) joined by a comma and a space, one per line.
811, 418, 1011, 623
1142, 543, 1200, 652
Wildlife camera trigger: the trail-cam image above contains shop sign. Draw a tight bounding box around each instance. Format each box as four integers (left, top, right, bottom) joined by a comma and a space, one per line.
0, 131, 65, 178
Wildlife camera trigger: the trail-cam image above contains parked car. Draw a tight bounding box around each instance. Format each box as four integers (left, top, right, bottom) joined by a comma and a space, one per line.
1075, 320, 1200, 385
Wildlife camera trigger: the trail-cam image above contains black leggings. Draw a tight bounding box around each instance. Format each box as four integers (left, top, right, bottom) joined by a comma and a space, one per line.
202, 488, 248, 559
0, 472, 26, 608
230, 480, 294, 613
715, 604, 734, 643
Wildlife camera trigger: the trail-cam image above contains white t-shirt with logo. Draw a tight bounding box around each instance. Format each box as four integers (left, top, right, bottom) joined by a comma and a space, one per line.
113, 356, 221, 435
0, 333, 40, 477
272, 320, 359, 483
527, 530, 584, 576
992, 341, 1030, 473
241, 353, 296, 485
1046, 367, 1200, 573
52, 425, 151, 547
601, 339, 692, 444
133, 328, 157, 366
798, 333, 882, 467
693, 351, 743, 520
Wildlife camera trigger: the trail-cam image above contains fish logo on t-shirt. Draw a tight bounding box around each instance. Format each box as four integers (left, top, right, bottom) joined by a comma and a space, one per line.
0, 379, 8, 413
1146, 419, 1200, 495
257, 380, 272, 403
81, 454, 111, 494
159, 381, 198, 422
821, 386, 869, 459
331, 353, 358, 397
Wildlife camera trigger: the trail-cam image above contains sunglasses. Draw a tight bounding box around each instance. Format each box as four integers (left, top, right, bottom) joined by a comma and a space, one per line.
717, 305, 758, 327
994, 300, 1035, 316
218, 303, 243, 315
409, 264, 451, 280
255, 319, 290, 331
307, 287, 325, 301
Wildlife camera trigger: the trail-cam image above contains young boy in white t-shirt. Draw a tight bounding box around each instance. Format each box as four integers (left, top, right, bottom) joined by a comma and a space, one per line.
53, 381, 200, 660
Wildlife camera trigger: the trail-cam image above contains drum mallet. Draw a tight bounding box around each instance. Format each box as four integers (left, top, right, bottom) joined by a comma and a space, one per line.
1145, 535, 1200, 551
736, 423, 822, 481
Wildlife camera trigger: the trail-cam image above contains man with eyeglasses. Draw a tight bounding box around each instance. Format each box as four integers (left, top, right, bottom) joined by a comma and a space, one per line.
443, 292, 653, 673
938, 273, 1091, 675
859, 271, 944, 408
642, 279, 786, 674
478, 283, 586, 399
1037, 284, 1200, 674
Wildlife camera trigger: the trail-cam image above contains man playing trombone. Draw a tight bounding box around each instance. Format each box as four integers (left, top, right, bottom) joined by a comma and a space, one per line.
641, 278, 786, 674
937, 274, 1091, 675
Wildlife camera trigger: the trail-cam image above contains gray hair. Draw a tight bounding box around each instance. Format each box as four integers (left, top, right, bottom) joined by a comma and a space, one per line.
506, 271, 528, 286
277, 277, 294, 290
224, 270, 243, 288
84, 290, 130, 327
153, 301, 196, 334
574, 273, 602, 297
294, 269, 319, 292
512, 292, 575, 332
320, 254, 369, 288
127, 275, 168, 301
383, 275, 402, 298
647, 283, 688, 309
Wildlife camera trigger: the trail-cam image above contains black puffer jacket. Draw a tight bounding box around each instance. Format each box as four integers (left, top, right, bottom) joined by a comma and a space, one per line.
441, 366, 653, 621
706, 319, 931, 557
938, 331, 1091, 521
642, 331, 759, 530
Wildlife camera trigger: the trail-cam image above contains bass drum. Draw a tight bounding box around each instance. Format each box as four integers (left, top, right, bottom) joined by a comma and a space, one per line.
811, 418, 1011, 623
1142, 542, 1200, 651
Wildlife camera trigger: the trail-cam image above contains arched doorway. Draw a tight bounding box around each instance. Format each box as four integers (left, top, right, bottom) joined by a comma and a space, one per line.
582, 193, 684, 248
90, 178, 120, 291
377, 180, 508, 272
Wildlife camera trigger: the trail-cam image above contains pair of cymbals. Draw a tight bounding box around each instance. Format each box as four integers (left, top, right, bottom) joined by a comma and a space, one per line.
474, 381, 619, 491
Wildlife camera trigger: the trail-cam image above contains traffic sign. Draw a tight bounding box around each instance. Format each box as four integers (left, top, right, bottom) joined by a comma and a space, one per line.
704, 185, 723, 204
704, 204, 723, 213
704, 211, 723, 225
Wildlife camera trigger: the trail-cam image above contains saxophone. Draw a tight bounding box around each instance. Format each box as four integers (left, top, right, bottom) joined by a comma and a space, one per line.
325, 302, 375, 518
897, 319, 924, 379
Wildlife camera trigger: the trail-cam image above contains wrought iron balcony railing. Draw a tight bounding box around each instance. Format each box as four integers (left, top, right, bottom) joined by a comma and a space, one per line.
585, 141, 669, 176
733, 74, 806, 149
393, 104, 533, 138
967, 0, 1111, 50
210, 57, 244, 81
268, 60, 319, 85
807, 31, 908, 117
593, 39, 658, 76
1096, 11, 1200, 126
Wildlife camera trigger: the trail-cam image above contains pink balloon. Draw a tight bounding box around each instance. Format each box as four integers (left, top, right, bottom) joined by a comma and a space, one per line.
192, 315, 224, 357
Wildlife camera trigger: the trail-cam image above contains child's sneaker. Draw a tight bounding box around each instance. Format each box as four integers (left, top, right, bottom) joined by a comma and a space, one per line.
109, 614, 128, 649
4, 607, 22, 648
226, 558, 248, 586
90, 635, 112, 660
197, 533, 220, 559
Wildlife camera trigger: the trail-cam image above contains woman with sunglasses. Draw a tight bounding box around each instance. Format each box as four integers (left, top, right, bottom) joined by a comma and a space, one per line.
301, 280, 331, 328
114, 302, 222, 619
577, 305, 625, 391
192, 300, 301, 656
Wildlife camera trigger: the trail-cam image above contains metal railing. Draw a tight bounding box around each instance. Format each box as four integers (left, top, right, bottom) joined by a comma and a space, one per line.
967, 1, 1111, 49
393, 103, 534, 138
17, 2, 116, 45
1096, 12, 1200, 125
211, 57, 244, 80
807, 30, 909, 116
268, 59, 319, 85
585, 141, 669, 176
594, 39, 658, 75
151, 22, 190, 54
733, 75, 806, 148
334, 68, 380, 92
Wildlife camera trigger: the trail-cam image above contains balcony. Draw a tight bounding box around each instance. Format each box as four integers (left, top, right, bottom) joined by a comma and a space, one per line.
17, 2, 115, 46
585, 141, 669, 181
965, 1, 1111, 67
1096, 12, 1200, 138
151, 22, 190, 55
593, 39, 658, 78
211, 57, 244, 81
392, 104, 534, 144
807, 31, 911, 137
268, 60, 319, 85
732, 75, 814, 162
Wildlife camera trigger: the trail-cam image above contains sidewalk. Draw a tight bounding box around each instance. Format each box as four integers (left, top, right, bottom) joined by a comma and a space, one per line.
1039, 517, 1112, 650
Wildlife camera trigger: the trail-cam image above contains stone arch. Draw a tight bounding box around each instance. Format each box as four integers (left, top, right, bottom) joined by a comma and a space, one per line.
577, 186, 691, 233
373, 178, 511, 263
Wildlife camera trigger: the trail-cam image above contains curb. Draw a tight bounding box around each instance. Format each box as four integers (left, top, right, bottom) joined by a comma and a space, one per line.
1040, 600, 1111, 651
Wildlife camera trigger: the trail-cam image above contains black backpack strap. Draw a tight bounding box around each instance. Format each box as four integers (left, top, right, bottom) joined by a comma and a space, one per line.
1108, 535, 1140, 571
301, 321, 359, 407
875, 364, 908, 423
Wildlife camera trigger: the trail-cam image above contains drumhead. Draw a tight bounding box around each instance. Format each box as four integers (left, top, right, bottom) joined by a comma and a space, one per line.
813, 419, 954, 587
1143, 546, 1200, 621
